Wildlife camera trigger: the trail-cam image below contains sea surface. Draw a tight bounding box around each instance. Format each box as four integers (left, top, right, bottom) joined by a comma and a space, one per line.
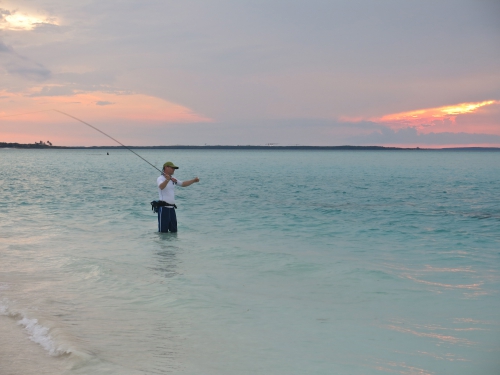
0, 149, 499, 375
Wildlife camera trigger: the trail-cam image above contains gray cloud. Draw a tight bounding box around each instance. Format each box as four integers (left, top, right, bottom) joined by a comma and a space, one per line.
32, 22, 61, 32
26, 69, 117, 97
0, 40, 51, 81
54, 71, 116, 89
29, 85, 75, 97
96, 101, 113, 106
0, 40, 12, 52
0, 8, 11, 18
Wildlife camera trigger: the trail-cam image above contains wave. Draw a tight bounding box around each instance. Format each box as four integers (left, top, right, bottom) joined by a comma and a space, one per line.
0, 299, 72, 356
17, 316, 71, 356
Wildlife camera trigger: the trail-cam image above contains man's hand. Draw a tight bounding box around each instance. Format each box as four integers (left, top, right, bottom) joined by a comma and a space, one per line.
181, 177, 199, 187
159, 173, 177, 189
163, 173, 178, 184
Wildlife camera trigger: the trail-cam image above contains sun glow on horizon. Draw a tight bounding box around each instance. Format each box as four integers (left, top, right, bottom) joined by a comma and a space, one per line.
372, 100, 498, 129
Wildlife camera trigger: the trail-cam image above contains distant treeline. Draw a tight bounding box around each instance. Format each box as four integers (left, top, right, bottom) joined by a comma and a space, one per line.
0, 141, 58, 149
1, 142, 499, 151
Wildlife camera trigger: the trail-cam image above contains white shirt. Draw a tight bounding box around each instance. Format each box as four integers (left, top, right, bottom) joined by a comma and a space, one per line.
157, 175, 183, 204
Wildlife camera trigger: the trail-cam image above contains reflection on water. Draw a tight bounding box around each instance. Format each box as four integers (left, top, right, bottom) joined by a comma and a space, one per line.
150, 233, 180, 278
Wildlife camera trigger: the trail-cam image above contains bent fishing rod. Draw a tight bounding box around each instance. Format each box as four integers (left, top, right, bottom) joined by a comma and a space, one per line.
1, 109, 164, 174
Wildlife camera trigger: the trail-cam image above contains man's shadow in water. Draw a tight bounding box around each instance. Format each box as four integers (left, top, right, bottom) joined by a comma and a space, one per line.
149, 232, 180, 278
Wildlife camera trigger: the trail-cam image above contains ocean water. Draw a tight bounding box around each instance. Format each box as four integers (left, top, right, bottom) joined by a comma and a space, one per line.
0, 149, 499, 375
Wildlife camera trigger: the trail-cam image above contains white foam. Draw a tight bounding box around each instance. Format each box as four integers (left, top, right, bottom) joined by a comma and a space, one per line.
0, 298, 14, 317
0, 299, 71, 356
18, 317, 72, 356
0, 301, 8, 316
0, 286, 12, 316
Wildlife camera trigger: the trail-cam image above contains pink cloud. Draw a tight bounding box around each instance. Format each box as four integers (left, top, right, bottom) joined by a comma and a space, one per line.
341, 100, 500, 142
0, 90, 213, 145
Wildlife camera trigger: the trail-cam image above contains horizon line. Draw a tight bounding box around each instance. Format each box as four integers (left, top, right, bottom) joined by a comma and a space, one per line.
1, 142, 500, 151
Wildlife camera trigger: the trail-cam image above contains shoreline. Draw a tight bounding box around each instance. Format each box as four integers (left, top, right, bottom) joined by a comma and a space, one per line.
1, 143, 500, 151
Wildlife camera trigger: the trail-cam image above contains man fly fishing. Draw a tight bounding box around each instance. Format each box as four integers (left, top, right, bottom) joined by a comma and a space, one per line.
154, 161, 199, 233
4, 111, 201, 233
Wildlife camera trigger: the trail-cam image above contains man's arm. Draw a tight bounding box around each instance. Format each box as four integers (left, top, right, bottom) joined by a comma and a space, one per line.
181, 177, 200, 187
158, 174, 171, 190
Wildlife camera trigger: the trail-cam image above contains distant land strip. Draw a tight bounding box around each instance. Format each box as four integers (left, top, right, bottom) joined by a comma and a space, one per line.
1, 142, 499, 151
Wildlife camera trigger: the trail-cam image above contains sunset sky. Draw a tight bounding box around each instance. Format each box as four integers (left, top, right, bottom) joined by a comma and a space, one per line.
1, 0, 499, 147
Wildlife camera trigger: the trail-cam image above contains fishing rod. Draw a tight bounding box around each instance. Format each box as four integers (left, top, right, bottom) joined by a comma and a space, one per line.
53, 110, 163, 174
1, 109, 164, 174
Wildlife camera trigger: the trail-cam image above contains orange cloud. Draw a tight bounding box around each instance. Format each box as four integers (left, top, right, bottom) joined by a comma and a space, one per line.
371, 100, 498, 130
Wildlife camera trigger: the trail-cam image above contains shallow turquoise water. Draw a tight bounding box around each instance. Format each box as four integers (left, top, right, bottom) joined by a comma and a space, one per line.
0, 149, 499, 374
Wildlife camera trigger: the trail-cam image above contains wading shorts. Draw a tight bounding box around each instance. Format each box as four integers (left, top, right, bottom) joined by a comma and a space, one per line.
158, 206, 177, 233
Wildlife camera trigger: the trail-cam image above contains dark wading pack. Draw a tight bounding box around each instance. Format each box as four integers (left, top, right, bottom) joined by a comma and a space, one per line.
151, 200, 177, 213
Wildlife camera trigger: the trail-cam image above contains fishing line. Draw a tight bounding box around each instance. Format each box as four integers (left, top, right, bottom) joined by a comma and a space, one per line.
53, 110, 163, 174
1, 109, 164, 174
